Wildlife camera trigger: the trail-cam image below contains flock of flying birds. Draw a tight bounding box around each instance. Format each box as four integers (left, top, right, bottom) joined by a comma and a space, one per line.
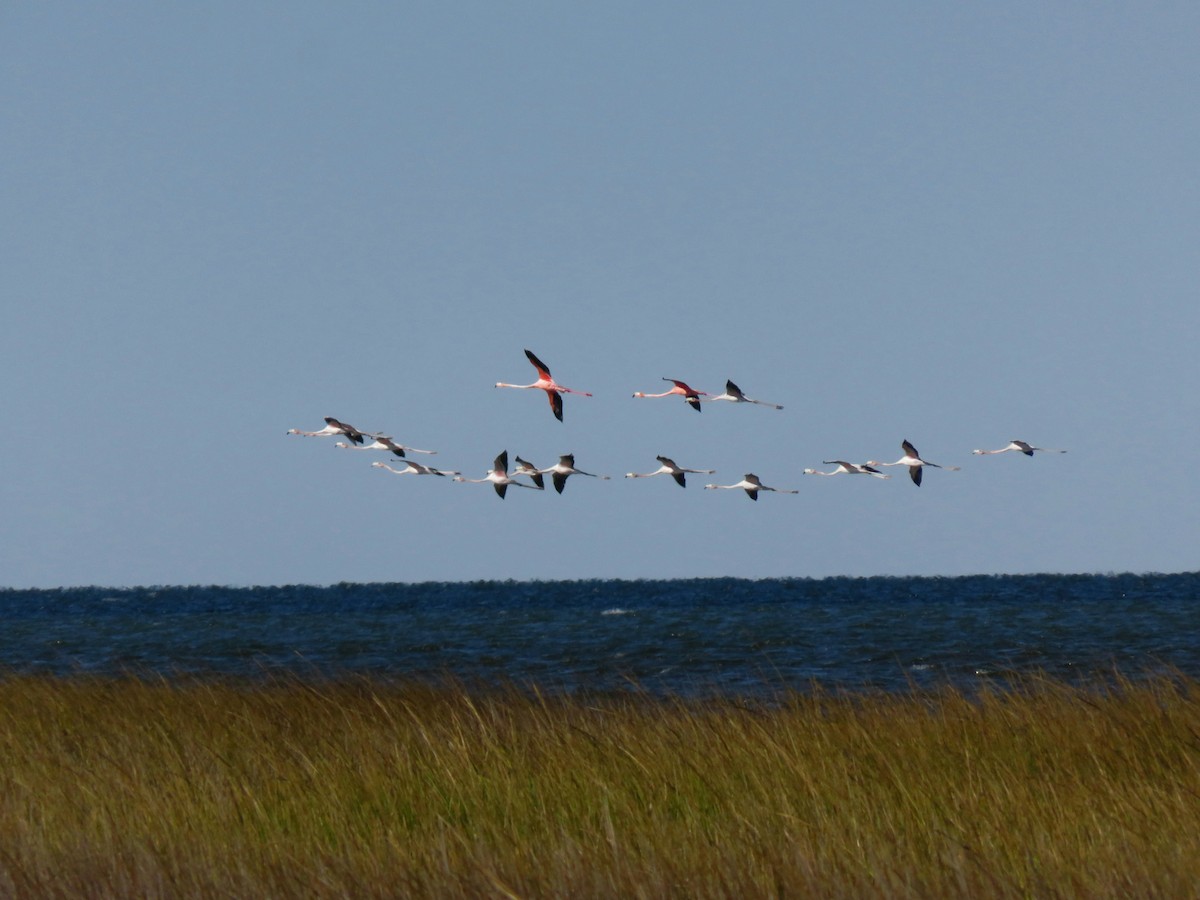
288, 348, 1067, 500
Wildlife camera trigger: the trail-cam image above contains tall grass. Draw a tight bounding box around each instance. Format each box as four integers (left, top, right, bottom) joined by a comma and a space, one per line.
1, 672, 1198, 897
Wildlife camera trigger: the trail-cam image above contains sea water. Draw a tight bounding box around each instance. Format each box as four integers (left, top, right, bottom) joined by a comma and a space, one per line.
1, 573, 1197, 696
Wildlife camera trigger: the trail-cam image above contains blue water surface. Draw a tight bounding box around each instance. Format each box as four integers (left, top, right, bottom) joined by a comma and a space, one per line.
2, 574, 1198, 695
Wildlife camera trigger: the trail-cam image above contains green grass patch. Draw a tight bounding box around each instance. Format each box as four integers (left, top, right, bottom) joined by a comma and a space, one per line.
2, 672, 1198, 897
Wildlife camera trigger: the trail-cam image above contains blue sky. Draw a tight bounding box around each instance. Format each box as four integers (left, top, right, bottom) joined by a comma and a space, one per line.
3, 3, 1197, 587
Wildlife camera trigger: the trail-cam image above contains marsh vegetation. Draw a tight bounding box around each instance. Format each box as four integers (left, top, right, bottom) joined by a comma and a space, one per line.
2, 673, 1198, 897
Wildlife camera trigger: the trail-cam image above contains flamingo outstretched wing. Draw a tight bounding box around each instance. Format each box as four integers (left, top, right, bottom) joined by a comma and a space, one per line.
525, 349, 552, 380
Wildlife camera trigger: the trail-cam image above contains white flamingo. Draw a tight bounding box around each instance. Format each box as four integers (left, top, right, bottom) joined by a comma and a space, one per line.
632, 378, 707, 412
511, 456, 546, 490
704, 473, 798, 501
972, 440, 1067, 457
495, 349, 592, 422
538, 454, 610, 494
335, 436, 437, 457
703, 379, 783, 409
867, 440, 960, 487
287, 417, 375, 445
371, 460, 459, 477
454, 450, 540, 499
803, 460, 890, 479
625, 455, 715, 488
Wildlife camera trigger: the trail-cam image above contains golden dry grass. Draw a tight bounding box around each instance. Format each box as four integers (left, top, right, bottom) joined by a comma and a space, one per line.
2, 672, 1198, 897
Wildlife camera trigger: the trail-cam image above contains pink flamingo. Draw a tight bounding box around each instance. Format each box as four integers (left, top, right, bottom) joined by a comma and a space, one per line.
704, 473, 798, 501
972, 440, 1067, 457
495, 349, 592, 422
454, 450, 540, 499
632, 378, 707, 412
867, 440, 960, 487
625, 455, 715, 488
287, 417, 375, 445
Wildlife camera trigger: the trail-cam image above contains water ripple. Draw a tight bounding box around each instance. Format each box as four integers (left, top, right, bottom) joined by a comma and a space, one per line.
1, 573, 1198, 695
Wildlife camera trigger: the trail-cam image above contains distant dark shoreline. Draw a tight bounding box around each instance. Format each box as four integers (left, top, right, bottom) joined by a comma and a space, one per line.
4, 569, 1197, 593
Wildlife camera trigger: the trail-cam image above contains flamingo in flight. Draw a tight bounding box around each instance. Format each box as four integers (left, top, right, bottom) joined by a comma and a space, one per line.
538, 453, 610, 494
972, 440, 1067, 457
803, 460, 890, 480
511, 456, 546, 490
867, 440, 961, 487
287, 417, 375, 445
495, 349, 592, 422
704, 473, 799, 501
335, 435, 437, 458
371, 460, 459, 478
703, 379, 783, 410
625, 455, 715, 488
454, 450, 540, 499
632, 378, 707, 412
